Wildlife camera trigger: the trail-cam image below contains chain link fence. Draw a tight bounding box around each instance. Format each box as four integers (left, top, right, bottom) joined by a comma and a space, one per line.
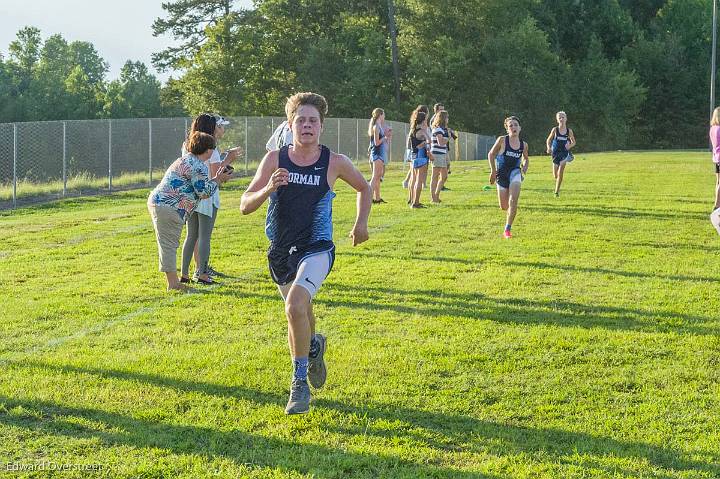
0, 116, 494, 208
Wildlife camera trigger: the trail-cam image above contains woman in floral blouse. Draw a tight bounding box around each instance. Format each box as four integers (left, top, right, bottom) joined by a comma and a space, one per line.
147, 131, 233, 290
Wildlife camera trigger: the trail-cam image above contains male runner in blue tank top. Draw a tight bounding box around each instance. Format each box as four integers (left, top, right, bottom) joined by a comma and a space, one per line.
241, 92, 372, 415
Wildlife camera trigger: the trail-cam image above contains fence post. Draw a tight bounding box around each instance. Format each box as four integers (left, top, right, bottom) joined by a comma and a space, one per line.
337, 118, 341, 155
108, 119, 112, 191
355, 119, 359, 164
62, 121, 67, 197
404, 123, 408, 164
12, 123, 17, 208
244, 117, 249, 176
148, 119, 153, 185
464, 133, 468, 161
388, 122, 393, 164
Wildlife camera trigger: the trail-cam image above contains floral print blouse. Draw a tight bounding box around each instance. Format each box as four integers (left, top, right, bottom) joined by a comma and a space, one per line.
147, 154, 218, 220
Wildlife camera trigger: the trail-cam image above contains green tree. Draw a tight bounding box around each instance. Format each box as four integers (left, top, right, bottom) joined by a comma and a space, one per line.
623, 0, 712, 148
103, 61, 162, 118
152, 0, 237, 70
532, 0, 635, 61
159, 78, 188, 117
64, 65, 105, 119
8, 26, 41, 76
69, 41, 108, 86
6, 27, 42, 120
30, 34, 74, 120
0, 55, 14, 122
569, 38, 645, 150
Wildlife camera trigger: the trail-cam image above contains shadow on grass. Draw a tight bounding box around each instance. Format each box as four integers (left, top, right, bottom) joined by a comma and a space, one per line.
503, 260, 720, 284
215, 283, 717, 336
343, 250, 719, 284
344, 250, 475, 265
5, 360, 719, 479
0, 390, 495, 479
524, 203, 709, 222
314, 285, 717, 336
626, 240, 720, 254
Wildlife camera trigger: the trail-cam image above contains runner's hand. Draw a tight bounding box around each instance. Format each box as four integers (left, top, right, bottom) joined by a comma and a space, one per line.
265, 168, 289, 193
349, 224, 369, 246
489, 171, 497, 185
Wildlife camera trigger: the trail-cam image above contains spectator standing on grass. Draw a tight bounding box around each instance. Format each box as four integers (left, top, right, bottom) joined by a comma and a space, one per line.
488, 116, 529, 239
709, 107, 720, 234
368, 108, 392, 204
409, 110, 431, 208
545, 111, 576, 197
430, 103, 457, 186
430, 110, 450, 203
179, 113, 242, 285
266, 109, 295, 152
148, 132, 232, 291
403, 105, 430, 189
240, 92, 371, 415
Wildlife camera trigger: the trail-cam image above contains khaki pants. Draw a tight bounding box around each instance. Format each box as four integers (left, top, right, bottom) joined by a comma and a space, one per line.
148, 204, 185, 272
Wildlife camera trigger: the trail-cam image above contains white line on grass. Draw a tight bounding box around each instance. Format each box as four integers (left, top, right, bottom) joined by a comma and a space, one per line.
0, 267, 267, 367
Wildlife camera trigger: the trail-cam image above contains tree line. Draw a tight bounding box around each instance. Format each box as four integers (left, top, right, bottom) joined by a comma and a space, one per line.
0, 27, 184, 123
1, 1, 716, 152
156, 0, 716, 152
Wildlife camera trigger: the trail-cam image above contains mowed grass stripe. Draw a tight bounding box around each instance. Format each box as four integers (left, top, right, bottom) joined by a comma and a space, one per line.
0, 152, 718, 478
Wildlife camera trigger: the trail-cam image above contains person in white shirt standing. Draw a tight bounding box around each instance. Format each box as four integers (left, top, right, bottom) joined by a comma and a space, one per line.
430, 110, 451, 203
266, 101, 296, 151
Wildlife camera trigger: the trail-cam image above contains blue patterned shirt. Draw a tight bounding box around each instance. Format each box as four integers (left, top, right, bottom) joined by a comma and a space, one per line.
147, 154, 218, 220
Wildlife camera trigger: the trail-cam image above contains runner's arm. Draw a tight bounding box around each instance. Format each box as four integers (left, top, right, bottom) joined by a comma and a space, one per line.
487, 136, 503, 184
240, 151, 286, 215
546, 128, 555, 154
567, 129, 576, 150
373, 126, 383, 147
336, 154, 371, 246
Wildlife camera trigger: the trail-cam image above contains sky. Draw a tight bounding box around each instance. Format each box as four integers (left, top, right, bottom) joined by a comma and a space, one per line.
0, 0, 254, 84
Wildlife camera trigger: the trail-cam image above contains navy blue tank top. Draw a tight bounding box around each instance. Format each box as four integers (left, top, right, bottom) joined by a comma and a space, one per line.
265, 145, 335, 255
497, 135, 523, 170
410, 128, 428, 158
552, 127, 570, 156
370, 124, 385, 157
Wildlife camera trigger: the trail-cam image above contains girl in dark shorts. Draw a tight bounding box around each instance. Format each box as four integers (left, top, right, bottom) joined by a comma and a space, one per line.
487, 116, 529, 238
545, 111, 576, 197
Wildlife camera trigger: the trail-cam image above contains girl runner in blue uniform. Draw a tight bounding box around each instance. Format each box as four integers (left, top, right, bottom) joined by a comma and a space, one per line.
488, 116, 529, 238
545, 111, 576, 197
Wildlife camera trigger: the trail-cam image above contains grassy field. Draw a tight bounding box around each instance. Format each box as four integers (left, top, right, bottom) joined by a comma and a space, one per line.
0, 151, 718, 478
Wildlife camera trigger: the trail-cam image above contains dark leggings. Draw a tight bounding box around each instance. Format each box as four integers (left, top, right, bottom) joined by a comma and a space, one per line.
181, 207, 217, 277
